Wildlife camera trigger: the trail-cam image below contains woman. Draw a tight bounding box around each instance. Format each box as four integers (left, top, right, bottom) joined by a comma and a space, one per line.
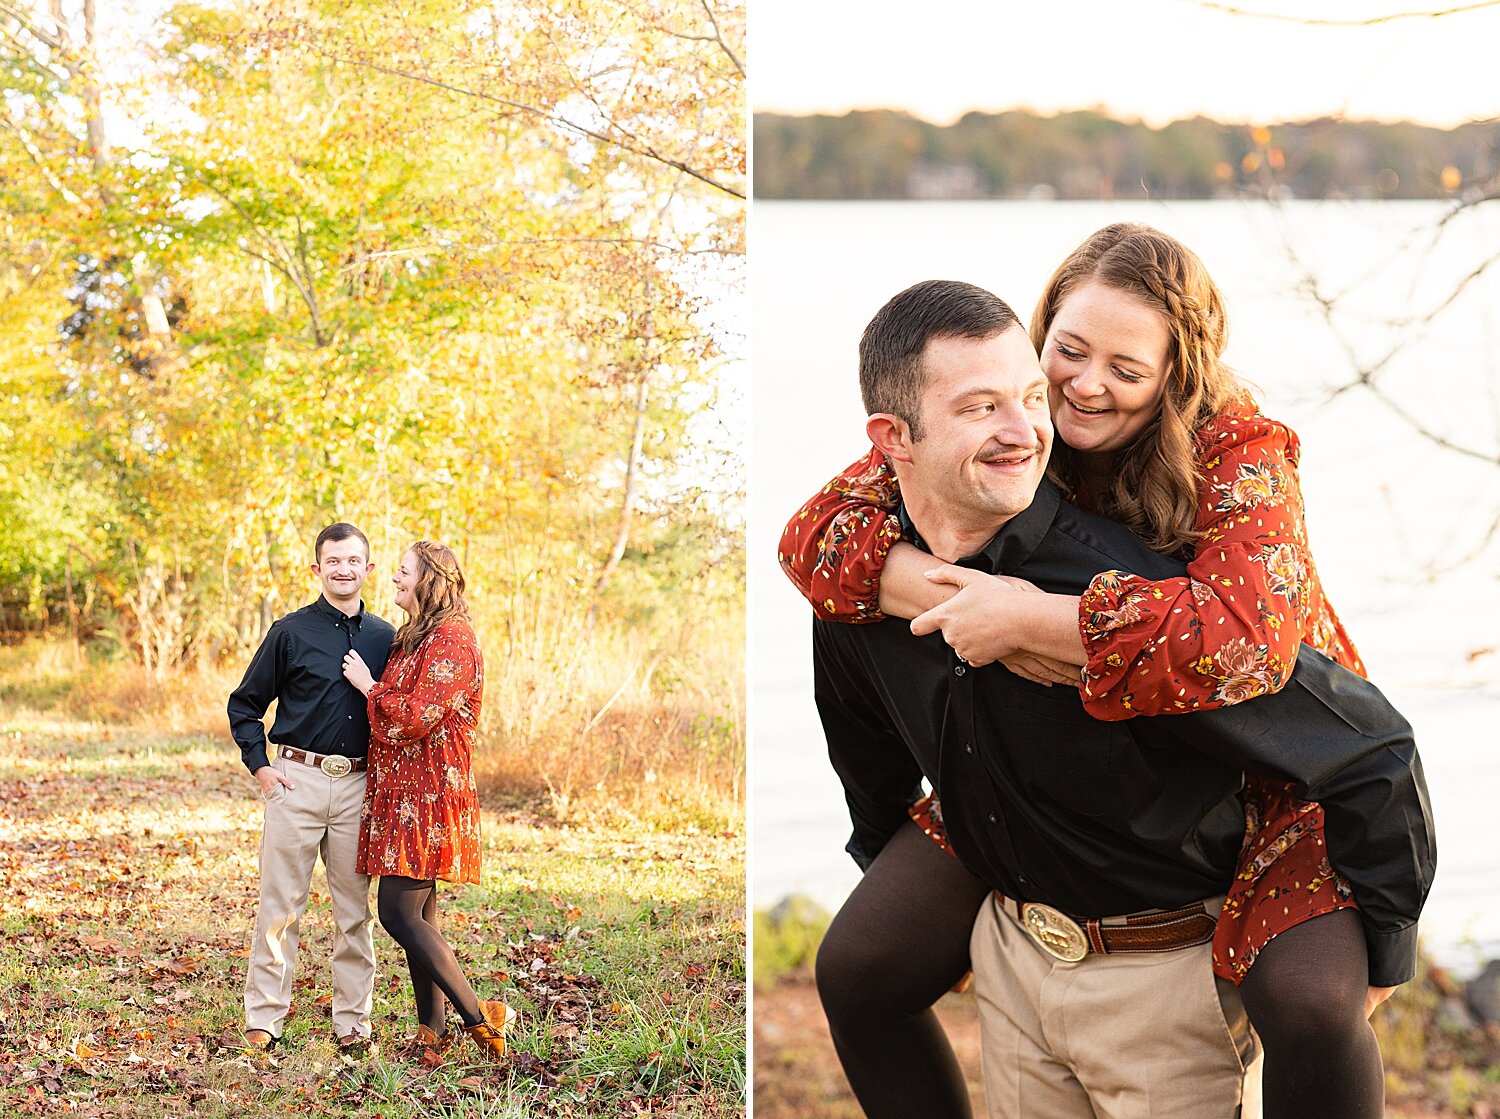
342, 540, 511, 1062
781, 224, 1389, 1119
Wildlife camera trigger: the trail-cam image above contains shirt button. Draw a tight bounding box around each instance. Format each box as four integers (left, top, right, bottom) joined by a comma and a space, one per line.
954, 665, 966, 677
965, 743, 973, 754
988, 813, 997, 824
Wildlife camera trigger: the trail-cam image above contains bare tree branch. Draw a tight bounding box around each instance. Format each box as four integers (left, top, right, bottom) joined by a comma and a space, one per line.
305, 49, 744, 200
0, 0, 64, 49
661, 0, 745, 78
699, 0, 745, 77
1263, 197, 1500, 471
1360, 376, 1500, 465
353, 236, 737, 263
1169, 0, 1500, 24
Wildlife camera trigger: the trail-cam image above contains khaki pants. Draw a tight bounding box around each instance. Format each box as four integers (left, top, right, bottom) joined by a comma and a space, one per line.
970, 894, 1260, 1119
243, 755, 374, 1039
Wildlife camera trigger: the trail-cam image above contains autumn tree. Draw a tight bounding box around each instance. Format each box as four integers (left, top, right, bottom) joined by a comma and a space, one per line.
0, 0, 745, 682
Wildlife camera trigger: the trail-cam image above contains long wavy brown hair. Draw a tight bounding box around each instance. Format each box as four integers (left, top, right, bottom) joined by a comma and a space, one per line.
392, 540, 470, 654
1032, 223, 1247, 558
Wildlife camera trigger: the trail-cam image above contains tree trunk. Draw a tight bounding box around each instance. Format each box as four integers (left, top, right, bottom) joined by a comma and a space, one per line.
594, 359, 651, 602
593, 252, 660, 608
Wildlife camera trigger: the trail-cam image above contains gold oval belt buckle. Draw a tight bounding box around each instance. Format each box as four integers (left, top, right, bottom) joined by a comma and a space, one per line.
320, 755, 353, 778
1020, 902, 1089, 962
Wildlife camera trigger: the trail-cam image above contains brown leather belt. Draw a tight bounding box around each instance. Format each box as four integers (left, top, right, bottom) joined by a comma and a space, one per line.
278, 746, 367, 777
996, 893, 1217, 961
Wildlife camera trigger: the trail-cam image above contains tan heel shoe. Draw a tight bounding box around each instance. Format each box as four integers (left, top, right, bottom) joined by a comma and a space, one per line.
414, 1024, 458, 1068
464, 999, 513, 1059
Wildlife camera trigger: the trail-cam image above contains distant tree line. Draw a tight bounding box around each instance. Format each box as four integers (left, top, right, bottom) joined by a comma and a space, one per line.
753, 108, 1500, 201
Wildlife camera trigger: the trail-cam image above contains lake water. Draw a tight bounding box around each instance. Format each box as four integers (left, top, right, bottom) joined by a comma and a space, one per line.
750, 199, 1500, 976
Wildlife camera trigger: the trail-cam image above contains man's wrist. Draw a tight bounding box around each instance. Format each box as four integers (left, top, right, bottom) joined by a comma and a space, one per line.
1365, 924, 1418, 987
242, 745, 271, 774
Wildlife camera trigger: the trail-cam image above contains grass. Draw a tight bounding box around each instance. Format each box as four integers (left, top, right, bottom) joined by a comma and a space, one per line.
0, 705, 744, 1117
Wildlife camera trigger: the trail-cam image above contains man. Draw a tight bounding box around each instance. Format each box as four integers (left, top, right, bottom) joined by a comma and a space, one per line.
812, 280, 1435, 1117
227, 522, 395, 1058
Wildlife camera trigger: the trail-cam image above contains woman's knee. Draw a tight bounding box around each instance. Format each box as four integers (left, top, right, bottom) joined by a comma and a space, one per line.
376, 893, 421, 946
1242, 918, 1371, 1048
1250, 982, 1368, 1051
815, 918, 950, 1023
815, 922, 884, 1013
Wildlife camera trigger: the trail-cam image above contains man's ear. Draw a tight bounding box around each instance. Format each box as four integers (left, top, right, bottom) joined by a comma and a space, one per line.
866, 413, 915, 463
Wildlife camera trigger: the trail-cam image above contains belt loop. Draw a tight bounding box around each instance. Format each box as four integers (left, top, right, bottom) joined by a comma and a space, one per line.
1086, 919, 1108, 955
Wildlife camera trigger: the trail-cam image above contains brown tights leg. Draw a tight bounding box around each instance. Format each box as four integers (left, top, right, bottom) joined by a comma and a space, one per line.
815, 822, 992, 1119
1239, 909, 1385, 1119
377, 876, 483, 1030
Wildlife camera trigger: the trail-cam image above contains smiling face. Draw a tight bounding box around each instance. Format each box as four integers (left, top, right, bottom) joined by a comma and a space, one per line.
1041, 280, 1172, 460
391, 549, 420, 617
312, 535, 373, 608
900, 325, 1053, 536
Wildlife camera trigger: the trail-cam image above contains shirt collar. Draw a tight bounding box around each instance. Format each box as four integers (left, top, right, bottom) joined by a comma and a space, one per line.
314, 595, 364, 627
897, 477, 1062, 576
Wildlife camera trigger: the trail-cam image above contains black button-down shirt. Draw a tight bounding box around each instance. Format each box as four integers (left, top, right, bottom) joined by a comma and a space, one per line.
228, 596, 396, 774
813, 478, 1435, 986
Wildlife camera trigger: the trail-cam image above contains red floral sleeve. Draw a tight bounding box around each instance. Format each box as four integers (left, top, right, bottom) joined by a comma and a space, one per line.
777, 445, 904, 622
1078, 406, 1365, 721
369, 622, 483, 745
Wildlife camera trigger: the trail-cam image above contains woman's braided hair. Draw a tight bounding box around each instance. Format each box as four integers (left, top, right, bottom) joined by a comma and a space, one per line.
392, 540, 471, 653
1031, 223, 1246, 558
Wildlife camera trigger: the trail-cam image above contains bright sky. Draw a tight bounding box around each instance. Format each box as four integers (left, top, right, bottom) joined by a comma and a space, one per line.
750, 0, 1500, 127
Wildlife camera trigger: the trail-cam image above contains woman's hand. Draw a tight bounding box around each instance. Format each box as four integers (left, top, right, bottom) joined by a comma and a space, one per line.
342, 649, 375, 695
1365, 985, 1397, 1018
909, 567, 1041, 665
998, 652, 1084, 688
910, 567, 1083, 686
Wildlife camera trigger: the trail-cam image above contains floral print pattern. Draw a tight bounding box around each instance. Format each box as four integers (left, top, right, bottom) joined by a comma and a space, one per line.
779, 396, 1368, 984
1078, 403, 1362, 718
908, 792, 954, 857
1194, 635, 1286, 707
356, 619, 484, 884
1211, 457, 1289, 514
779, 446, 904, 622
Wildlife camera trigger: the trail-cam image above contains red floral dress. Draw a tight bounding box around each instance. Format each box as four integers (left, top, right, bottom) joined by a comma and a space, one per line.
780, 397, 1365, 983
357, 619, 484, 885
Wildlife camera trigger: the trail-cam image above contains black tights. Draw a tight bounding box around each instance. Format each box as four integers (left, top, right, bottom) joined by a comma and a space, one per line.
815, 822, 1383, 1119
1239, 907, 1384, 1119
377, 876, 483, 1032
816, 823, 992, 1119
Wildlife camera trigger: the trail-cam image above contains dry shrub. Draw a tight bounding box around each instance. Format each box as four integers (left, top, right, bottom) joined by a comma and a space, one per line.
1, 589, 747, 831
0, 637, 235, 735
474, 697, 744, 829
470, 597, 744, 829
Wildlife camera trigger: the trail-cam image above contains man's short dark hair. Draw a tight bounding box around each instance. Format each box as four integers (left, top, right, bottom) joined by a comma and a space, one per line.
315, 522, 370, 562
859, 280, 1021, 439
